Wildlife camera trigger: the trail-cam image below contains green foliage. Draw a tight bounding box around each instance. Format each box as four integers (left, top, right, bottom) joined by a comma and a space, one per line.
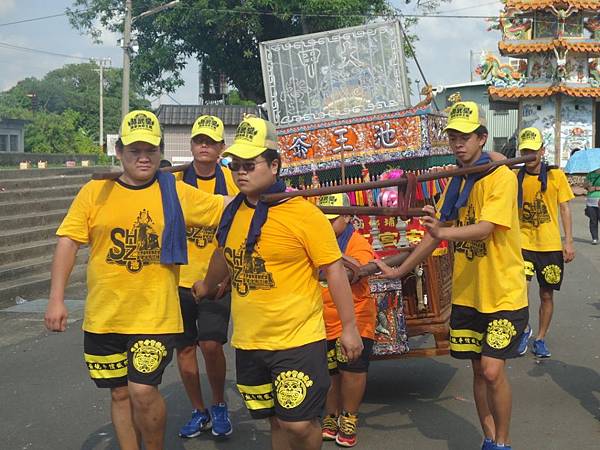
67, 0, 448, 103
24, 110, 96, 154
0, 63, 150, 153
226, 90, 256, 106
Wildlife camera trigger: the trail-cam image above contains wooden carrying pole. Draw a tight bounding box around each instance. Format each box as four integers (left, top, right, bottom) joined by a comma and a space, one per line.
91, 164, 189, 180
260, 154, 536, 203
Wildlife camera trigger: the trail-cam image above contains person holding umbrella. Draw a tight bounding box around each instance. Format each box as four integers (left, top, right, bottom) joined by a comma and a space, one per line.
584, 168, 600, 244
564, 147, 600, 244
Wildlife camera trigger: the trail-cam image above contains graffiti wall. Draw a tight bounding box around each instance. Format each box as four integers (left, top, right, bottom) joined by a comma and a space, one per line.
559, 97, 593, 166
520, 98, 557, 165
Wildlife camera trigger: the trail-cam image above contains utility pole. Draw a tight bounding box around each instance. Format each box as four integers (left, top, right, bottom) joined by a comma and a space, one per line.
92, 58, 112, 150
120, 0, 180, 120
121, 0, 132, 120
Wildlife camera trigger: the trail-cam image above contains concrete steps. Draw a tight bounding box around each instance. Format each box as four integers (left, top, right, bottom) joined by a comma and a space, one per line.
0, 167, 109, 308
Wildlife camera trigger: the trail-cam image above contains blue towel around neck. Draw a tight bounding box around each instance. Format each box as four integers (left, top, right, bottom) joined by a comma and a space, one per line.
216, 180, 286, 254
337, 223, 355, 254
183, 163, 228, 195
517, 162, 547, 208
156, 171, 188, 265
439, 153, 492, 222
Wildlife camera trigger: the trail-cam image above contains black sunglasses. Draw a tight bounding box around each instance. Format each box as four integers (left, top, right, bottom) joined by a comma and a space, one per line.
228, 160, 268, 172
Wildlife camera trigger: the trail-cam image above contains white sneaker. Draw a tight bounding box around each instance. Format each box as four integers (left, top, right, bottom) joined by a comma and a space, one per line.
592, 239, 598, 245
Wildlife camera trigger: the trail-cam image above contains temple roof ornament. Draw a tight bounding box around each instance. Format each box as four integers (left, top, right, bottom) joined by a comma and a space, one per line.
489, 85, 600, 98
499, 39, 600, 56
505, 0, 600, 12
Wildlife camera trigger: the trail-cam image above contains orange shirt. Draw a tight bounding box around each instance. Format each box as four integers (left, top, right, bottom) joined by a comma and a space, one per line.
321, 231, 376, 340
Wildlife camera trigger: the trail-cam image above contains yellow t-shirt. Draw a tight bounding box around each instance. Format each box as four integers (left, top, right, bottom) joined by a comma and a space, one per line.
516, 169, 574, 252
175, 167, 238, 288
437, 166, 528, 313
222, 197, 342, 350
56, 178, 224, 334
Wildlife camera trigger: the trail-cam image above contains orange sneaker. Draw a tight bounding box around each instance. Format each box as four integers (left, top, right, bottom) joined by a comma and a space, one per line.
321, 414, 338, 441
335, 411, 358, 447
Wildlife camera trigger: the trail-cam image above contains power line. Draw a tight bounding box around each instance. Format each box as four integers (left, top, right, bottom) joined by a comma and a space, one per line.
0, 41, 90, 61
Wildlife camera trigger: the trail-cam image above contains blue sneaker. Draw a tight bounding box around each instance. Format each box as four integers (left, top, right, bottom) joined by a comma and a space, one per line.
491, 444, 512, 450
532, 339, 551, 358
482, 437, 495, 450
179, 409, 211, 438
517, 325, 532, 356
211, 402, 233, 437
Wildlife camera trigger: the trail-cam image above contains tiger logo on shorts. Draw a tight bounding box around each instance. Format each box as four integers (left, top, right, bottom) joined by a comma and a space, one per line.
542, 264, 561, 285
274, 370, 313, 409
130, 339, 167, 373
486, 319, 517, 350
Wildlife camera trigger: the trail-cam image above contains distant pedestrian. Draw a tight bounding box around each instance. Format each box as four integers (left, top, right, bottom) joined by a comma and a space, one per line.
513, 127, 575, 359
584, 168, 600, 244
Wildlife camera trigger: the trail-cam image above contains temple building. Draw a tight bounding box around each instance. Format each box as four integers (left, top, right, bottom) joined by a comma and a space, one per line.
478, 0, 600, 166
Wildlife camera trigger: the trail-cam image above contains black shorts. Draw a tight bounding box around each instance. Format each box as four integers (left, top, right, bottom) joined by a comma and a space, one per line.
326, 338, 374, 375
83, 332, 176, 388
176, 287, 231, 348
522, 249, 564, 290
449, 305, 529, 360
235, 340, 330, 422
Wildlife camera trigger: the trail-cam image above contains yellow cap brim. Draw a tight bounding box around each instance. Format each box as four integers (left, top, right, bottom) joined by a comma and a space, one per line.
324, 213, 340, 220
191, 129, 224, 142
222, 143, 268, 159
518, 140, 543, 152
443, 120, 480, 134
121, 132, 161, 147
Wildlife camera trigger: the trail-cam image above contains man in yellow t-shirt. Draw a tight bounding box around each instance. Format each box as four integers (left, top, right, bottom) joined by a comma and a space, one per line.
514, 127, 575, 359
375, 102, 528, 450
174, 115, 238, 439
192, 116, 363, 450
44, 110, 229, 450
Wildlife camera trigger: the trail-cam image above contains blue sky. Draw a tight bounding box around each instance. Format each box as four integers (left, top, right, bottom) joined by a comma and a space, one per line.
0, 0, 504, 106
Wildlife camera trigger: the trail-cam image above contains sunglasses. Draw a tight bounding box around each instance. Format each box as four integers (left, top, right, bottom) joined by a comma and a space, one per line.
228, 160, 268, 172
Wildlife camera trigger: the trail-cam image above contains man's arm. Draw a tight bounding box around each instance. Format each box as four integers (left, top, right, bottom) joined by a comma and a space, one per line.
321, 259, 364, 362
559, 201, 575, 262
45, 237, 80, 332
191, 248, 230, 301
374, 232, 440, 279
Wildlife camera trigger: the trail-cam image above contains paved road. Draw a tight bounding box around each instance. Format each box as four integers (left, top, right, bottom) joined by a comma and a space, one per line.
1, 198, 598, 450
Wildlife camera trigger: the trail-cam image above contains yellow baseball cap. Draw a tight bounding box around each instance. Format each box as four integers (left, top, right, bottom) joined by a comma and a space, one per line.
191, 115, 225, 142
444, 101, 487, 134
223, 115, 279, 159
120, 110, 162, 146
518, 127, 543, 151
318, 193, 351, 219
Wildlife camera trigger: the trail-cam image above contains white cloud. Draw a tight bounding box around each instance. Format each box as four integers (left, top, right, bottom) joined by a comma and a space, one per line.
401, 0, 505, 100
0, 0, 17, 16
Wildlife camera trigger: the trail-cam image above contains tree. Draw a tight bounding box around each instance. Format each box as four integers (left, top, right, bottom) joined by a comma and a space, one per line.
25, 110, 97, 154
0, 63, 149, 144
67, 0, 449, 102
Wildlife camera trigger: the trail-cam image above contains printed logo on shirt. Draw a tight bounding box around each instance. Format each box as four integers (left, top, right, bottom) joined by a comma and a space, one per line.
106, 209, 161, 273
455, 205, 487, 260
521, 191, 550, 228
186, 225, 217, 248
223, 241, 275, 296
